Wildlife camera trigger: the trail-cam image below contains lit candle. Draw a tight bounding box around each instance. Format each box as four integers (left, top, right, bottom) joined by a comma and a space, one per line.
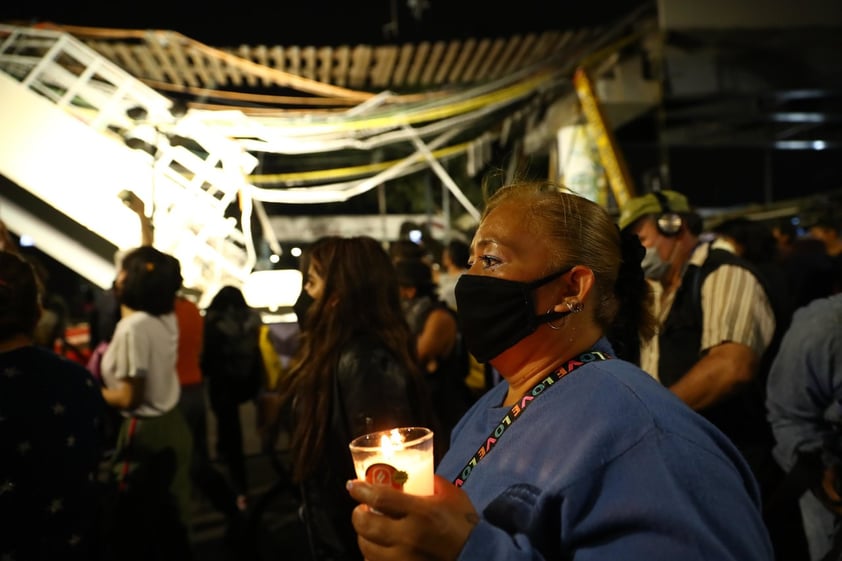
349, 427, 435, 496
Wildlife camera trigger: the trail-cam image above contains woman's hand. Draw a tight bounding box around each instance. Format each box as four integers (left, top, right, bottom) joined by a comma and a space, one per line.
347, 475, 479, 561
820, 464, 842, 514
101, 377, 143, 410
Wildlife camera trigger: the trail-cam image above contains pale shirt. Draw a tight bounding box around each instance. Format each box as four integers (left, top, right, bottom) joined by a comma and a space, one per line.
101, 311, 181, 417
437, 271, 462, 311
640, 239, 776, 381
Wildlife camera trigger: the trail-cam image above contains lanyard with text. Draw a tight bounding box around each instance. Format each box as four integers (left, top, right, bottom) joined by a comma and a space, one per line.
452, 350, 611, 487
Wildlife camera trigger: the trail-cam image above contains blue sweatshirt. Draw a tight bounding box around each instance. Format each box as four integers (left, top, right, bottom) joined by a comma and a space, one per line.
437, 338, 774, 561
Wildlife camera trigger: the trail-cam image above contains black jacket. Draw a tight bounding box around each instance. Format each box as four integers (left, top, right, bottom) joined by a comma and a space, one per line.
659, 245, 777, 453
298, 334, 431, 561
201, 306, 263, 404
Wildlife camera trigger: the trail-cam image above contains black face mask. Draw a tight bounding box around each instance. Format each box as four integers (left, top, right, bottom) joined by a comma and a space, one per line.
455, 268, 572, 363
292, 289, 315, 329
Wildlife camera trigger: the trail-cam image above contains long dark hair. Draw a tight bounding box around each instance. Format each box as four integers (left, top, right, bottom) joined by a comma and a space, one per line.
206, 285, 248, 312
0, 252, 41, 340
279, 235, 427, 481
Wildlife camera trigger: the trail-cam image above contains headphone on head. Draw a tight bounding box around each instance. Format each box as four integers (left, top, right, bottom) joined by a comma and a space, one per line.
653, 191, 683, 236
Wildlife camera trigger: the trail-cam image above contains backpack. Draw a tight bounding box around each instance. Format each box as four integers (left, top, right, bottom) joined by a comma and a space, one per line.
202, 307, 264, 403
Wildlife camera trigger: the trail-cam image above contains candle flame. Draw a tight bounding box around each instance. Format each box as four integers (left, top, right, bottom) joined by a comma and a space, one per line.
378, 429, 406, 459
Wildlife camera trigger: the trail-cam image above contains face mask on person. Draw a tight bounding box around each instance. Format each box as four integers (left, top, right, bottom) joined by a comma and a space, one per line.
455, 267, 573, 363
640, 246, 670, 280
292, 289, 315, 329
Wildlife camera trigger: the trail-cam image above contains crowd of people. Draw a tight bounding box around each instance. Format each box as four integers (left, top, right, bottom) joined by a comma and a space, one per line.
2, 178, 842, 561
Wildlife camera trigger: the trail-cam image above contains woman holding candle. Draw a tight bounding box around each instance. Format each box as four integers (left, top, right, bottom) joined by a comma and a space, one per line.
347, 181, 775, 561
275, 235, 435, 561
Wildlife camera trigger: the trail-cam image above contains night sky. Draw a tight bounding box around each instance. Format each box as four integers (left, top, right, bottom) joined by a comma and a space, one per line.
0, 0, 641, 46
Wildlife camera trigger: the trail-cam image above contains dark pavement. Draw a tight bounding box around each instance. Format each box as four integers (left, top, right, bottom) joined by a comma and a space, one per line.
189, 402, 312, 561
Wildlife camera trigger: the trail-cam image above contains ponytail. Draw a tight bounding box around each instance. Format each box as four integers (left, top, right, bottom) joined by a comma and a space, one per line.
606, 229, 656, 364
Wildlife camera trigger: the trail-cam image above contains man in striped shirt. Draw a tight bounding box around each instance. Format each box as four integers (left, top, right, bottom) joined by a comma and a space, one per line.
619, 190, 775, 421
619, 190, 809, 561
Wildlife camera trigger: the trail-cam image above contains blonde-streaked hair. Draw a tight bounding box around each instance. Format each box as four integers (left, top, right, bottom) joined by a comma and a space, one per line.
482, 180, 656, 352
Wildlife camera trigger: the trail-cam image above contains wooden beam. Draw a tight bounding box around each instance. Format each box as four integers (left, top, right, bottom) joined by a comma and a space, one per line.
472, 38, 504, 81
487, 35, 522, 79
447, 38, 476, 84
420, 41, 445, 85
406, 41, 430, 86
145, 32, 186, 86
237, 45, 258, 86
317, 46, 333, 84
349, 45, 372, 89
461, 38, 491, 83
505, 33, 538, 74
371, 45, 398, 88
392, 43, 415, 86
301, 46, 317, 80
333, 46, 350, 87
433, 40, 461, 85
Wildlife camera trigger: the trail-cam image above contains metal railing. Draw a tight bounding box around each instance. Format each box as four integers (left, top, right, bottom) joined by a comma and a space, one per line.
0, 24, 256, 297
